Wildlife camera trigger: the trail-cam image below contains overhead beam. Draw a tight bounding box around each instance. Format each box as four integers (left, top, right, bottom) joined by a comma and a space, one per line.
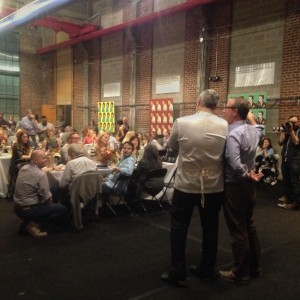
38, 0, 222, 54
31, 16, 99, 38
0, 0, 76, 34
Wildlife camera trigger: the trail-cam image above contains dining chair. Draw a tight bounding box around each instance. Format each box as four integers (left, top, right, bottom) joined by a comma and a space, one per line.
102, 174, 133, 217
69, 171, 102, 230
137, 168, 167, 213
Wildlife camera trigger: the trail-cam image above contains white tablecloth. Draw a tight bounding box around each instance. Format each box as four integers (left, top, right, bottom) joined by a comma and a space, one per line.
0, 153, 12, 198
46, 168, 113, 188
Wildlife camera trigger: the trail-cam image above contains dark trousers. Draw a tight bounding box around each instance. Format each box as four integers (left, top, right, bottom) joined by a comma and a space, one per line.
15, 202, 68, 231
169, 189, 223, 280
281, 162, 300, 204
223, 180, 261, 277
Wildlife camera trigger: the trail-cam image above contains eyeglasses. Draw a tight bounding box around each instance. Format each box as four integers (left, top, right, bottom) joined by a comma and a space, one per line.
224, 106, 237, 110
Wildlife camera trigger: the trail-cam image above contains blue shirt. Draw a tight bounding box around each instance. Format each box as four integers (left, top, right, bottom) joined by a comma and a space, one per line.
103, 155, 135, 189
225, 120, 264, 183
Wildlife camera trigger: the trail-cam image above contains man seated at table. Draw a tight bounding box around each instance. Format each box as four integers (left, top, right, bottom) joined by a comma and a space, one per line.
14, 150, 68, 238
60, 132, 82, 164
52, 143, 96, 209
102, 141, 135, 199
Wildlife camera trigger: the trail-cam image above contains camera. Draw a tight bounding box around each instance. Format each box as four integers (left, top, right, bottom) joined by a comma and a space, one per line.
272, 122, 297, 132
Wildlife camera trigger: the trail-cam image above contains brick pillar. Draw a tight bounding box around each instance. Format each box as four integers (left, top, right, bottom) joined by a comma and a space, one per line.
122, 3, 136, 122
135, 0, 154, 133
206, 1, 231, 116
19, 31, 44, 116
41, 54, 55, 106
279, 0, 300, 123
183, 9, 201, 116
73, 44, 87, 130
85, 39, 101, 123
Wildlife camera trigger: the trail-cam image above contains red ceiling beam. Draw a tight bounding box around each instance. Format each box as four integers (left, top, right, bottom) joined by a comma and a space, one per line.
0, 6, 98, 38
31, 16, 99, 37
38, 0, 222, 54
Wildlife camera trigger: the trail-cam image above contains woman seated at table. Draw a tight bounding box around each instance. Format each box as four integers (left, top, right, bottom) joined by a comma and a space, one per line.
84, 129, 97, 145
125, 144, 163, 205
41, 128, 62, 153
94, 131, 119, 166
8, 130, 32, 195
93, 131, 109, 159
129, 134, 144, 164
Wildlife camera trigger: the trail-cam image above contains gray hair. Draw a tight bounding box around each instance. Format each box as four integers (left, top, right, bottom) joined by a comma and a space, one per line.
197, 89, 219, 109
68, 143, 86, 156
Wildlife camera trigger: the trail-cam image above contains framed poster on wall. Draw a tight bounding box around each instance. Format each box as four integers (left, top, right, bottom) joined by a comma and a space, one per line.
150, 98, 173, 134
98, 101, 115, 132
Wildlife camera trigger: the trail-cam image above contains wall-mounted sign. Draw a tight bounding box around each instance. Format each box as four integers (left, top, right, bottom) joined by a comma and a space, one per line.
235, 62, 275, 87
156, 75, 180, 94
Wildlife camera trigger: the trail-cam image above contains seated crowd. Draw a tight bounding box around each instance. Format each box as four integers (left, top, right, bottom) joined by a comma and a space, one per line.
0, 110, 175, 238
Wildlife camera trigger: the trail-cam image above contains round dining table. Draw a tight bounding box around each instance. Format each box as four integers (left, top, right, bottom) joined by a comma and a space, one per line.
0, 153, 12, 198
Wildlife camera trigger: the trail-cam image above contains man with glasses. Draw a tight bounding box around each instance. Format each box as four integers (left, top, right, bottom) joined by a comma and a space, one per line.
218, 97, 264, 282
60, 132, 82, 164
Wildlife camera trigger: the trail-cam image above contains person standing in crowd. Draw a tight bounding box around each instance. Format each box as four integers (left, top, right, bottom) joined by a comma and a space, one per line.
218, 97, 264, 282
161, 89, 228, 287
277, 115, 300, 210
54, 116, 65, 131
19, 109, 40, 146
14, 150, 68, 237
122, 116, 130, 130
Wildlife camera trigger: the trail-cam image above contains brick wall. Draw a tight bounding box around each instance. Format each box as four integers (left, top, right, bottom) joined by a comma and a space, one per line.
279, 0, 300, 123
17, 0, 300, 134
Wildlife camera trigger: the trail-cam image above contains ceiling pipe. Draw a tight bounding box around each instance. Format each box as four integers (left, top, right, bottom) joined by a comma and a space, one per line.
0, 0, 76, 34
38, 0, 221, 54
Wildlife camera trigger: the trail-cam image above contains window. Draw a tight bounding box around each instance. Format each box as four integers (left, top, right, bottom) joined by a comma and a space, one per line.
0, 32, 20, 120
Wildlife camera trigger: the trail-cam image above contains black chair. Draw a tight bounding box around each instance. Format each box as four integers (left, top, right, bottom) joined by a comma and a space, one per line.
160, 165, 177, 204
137, 168, 167, 212
102, 174, 133, 216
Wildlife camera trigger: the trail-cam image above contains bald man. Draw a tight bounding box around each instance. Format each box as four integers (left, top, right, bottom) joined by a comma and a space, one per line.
14, 150, 68, 238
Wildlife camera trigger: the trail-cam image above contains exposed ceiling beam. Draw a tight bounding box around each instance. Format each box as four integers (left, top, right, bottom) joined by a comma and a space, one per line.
0, 0, 76, 34
38, 0, 222, 54
31, 16, 99, 38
